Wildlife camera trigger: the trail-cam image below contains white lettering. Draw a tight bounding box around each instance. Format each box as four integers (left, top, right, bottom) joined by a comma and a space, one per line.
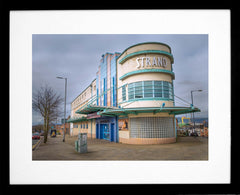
136, 56, 168, 69
152, 57, 157, 66
141, 57, 145, 68
162, 58, 167, 67
157, 57, 162, 66
136, 58, 141, 68
146, 57, 151, 66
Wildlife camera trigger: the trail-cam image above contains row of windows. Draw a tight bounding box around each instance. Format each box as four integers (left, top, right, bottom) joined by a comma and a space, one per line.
72, 84, 96, 108
97, 55, 117, 107
97, 77, 117, 107
123, 80, 173, 101
73, 123, 88, 129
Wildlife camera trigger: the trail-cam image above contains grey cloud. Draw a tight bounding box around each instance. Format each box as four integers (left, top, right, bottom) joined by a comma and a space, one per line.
32, 34, 208, 124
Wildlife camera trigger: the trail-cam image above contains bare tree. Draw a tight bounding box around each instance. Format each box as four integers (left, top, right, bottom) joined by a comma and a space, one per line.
32, 85, 63, 143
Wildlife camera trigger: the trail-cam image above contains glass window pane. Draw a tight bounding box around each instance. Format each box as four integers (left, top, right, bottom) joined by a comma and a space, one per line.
144, 81, 153, 98
129, 94, 134, 99
144, 93, 153, 97
154, 93, 162, 97
163, 81, 168, 86
155, 81, 162, 86
135, 81, 142, 87
128, 83, 134, 100
154, 81, 162, 98
122, 85, 126, 101
135, 81, 143, 99
163, 91, 169, 98
135, 90, 143, 98
135, 95, 143, 98
128, 92, 134, 99
144, 81, 152, 86
144, 89, 153, 93
128, 83, 134, 89
127, 80, 174, 100
128, 89, 134, 93
154, 88, 161, 92
135, 88, 142, 92
135, 89, 142, 93
144, 86, 152, 90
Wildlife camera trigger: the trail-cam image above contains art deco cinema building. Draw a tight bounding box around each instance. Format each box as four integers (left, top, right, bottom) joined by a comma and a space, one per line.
68, 42, 200, 144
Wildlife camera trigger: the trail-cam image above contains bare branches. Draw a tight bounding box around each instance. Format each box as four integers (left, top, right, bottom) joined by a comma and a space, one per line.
33, 85, 63, 118
32, 84, 63, 143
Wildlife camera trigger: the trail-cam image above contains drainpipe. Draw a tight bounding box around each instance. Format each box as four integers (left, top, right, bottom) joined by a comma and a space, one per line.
116, 116, 119, 143
174, 115, 177, 139
91, 119, 92, 139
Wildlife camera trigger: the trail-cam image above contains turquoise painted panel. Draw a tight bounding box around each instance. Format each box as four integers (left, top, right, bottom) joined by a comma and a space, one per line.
119, 69, 175, 80
119, 50, 174, 64
117, 42, 172, 59
118, 97, 174, 105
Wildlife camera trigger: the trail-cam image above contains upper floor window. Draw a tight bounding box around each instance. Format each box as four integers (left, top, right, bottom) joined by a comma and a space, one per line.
122, 85, 126, 101
128, 80, 173, 101
73, 124, 78, 128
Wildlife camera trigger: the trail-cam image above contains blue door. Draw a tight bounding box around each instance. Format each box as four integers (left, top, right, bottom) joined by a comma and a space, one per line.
96, 124, 99, 139
110, 123, 114, 142
100, 124, 109, 140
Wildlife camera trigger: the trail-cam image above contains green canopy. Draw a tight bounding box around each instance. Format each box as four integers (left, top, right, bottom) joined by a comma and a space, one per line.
97, 106, 200, 117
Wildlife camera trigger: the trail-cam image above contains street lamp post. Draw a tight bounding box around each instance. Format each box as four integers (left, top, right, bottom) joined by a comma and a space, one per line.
191, 90, 202, 134
57, 76, 67, 142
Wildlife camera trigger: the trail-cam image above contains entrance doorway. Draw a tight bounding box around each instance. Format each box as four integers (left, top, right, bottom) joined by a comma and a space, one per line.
95, 116, 117, 142
100, 124, 109, 140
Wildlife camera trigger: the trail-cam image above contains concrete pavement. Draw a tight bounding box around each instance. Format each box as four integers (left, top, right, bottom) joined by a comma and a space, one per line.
32, 135, 208, 160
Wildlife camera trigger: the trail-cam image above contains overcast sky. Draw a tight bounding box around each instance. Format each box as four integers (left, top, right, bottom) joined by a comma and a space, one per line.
32, 34, 208, 125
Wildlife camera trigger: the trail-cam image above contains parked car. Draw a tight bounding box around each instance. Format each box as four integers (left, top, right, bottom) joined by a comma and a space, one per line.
190, 132, 198, 137
32, 132, 40, 140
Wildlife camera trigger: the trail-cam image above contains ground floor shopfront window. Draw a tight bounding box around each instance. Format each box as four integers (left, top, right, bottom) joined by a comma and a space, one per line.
117, 115, 176, 144
129, 117, 175, 138
118, 118, 128, 130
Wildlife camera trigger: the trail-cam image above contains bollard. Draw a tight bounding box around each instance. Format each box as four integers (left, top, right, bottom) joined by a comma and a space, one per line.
78, 133, 87, 153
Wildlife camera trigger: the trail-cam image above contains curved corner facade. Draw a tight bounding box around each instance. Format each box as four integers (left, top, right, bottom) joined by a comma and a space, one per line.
117, 42, 176, 144
68, 42, 200, 144
117, 42, 174, 109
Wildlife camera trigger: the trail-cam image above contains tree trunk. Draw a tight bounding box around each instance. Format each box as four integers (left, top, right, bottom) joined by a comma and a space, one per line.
43, 117, 48, 143
46, 116, 50, 142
